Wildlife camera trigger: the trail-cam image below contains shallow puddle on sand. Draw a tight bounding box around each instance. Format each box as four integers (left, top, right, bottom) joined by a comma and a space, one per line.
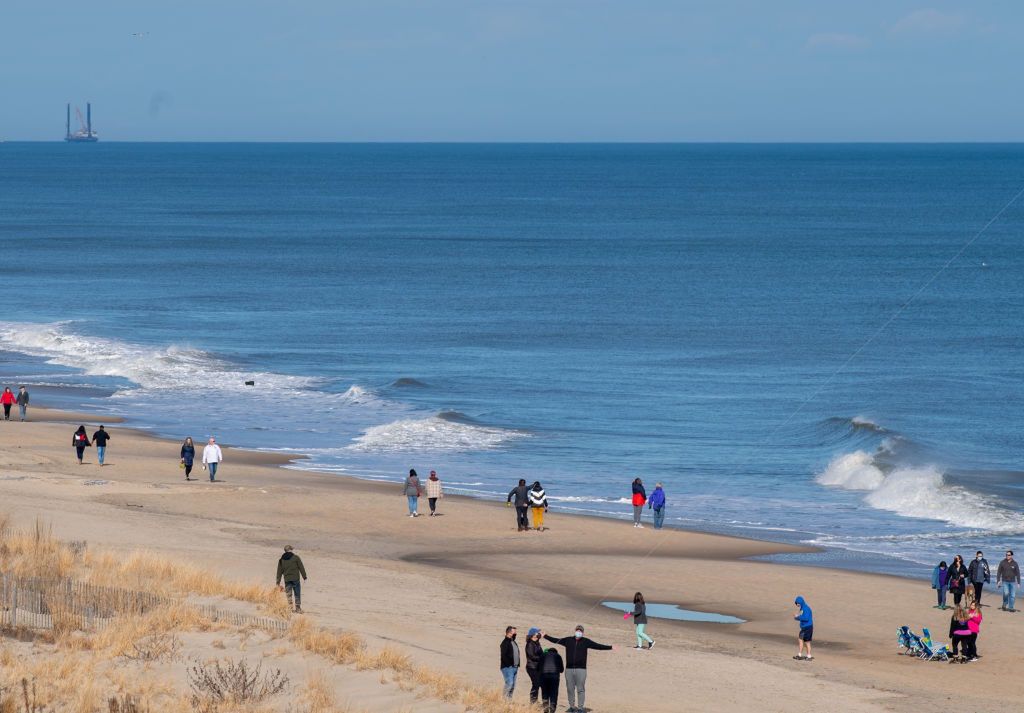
602, 601, 745, 624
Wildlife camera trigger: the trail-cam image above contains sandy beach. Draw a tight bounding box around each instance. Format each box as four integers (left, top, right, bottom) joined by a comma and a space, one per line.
2, 406, 1022, 712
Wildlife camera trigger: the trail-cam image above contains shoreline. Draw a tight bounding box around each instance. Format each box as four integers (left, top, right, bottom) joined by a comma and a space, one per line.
3, 402, 1024, 709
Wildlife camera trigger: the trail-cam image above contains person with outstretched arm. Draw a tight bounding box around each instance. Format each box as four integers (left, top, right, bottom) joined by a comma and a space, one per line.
507, 479, 530, 531
542, 625, 615, 713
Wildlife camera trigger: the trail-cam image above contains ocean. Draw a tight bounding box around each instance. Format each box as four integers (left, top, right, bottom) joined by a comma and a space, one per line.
1, 142, 1022, 576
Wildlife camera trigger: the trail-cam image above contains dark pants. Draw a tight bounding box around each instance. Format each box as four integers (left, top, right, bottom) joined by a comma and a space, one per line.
76, 446, 85, 461
516, 506, 529, 530
963, 632, 978, 658
952, 589, 963, 606
428, 497, 438, 513
526, 667, 542, 704
973, 582, 984, 603
541, 674, 560, 713
184, 463, 193, 477
284, 580, 301, 609
951, 633, 966, 656
2, 404, 10, 419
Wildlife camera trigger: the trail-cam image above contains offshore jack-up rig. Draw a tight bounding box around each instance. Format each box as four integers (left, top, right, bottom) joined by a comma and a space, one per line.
65, 103, 98, 142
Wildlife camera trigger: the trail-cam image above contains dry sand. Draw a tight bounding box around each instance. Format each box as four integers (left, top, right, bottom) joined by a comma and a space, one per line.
1, 406, 1022, 711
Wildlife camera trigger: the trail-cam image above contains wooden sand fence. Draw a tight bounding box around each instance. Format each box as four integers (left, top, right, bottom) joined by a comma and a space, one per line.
0, 573, 288, 634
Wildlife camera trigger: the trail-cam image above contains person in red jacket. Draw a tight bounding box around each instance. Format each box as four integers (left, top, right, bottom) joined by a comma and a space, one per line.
0, 387, 15, 421
631, 478, 647, 528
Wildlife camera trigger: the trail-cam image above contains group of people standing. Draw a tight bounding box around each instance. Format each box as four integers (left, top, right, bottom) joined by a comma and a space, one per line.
931, 550, 1020, 612
180, 436, 224, 481
631, 478, 666, 528
500, 623, 615, 713
402, 469, 443, 517
0, 386, 29, 421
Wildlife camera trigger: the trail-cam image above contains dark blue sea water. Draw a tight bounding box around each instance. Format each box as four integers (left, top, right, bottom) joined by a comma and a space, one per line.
1, 143, 1022, 572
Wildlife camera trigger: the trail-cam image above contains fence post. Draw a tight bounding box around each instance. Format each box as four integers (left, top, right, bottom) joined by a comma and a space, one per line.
11, 582, 17, 628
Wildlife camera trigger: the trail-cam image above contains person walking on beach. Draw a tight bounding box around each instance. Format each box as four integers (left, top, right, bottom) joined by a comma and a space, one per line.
16, 386, 29, 421
424, 470, 442, 516
92, 425, 111, 466
542, 625, 615, 713
793, 596, 813, 661
529, 481, 548, 531
932, 560, 950, 610
403, 469, 422, 517
499, 626, 520, 699
539, 644, 564, 713
72, 425, 90, 464
524, 627, 544, 705
968, 551, 990, 606
202, 437, 223, 482
507, 479, 530, 531
180, 437, 196, 480
631, 478, 647, 528
949, 555, 969, 606
275, 545, 307, 613
648, 482, 666, 529
1, 387, 15, 421
997, 550, 1020, 612
624, 591, 655, 649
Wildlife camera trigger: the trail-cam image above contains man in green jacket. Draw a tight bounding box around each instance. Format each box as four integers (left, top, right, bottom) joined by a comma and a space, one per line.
275, 545, 308, 613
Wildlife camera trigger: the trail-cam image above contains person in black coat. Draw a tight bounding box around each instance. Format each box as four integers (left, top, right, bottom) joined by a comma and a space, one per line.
540, 645, 565, 713
180, 436, 196, 480
498, 626, 520, 698
524, 627, 544, 704
948, 555, 969, 606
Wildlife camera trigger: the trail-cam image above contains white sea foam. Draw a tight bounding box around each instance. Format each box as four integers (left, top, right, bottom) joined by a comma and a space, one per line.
347, 416, 523, 453
817, 450, 1024, 533
0, 321, 322, 394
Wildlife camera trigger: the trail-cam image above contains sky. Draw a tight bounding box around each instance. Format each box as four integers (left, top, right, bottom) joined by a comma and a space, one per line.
1, 1, 1021, 141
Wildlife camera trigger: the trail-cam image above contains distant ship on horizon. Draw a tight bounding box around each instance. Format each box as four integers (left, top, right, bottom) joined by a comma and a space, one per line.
65, 103, 98, 142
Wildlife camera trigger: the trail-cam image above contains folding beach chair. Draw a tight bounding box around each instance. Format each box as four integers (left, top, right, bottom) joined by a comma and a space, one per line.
905, 630, 926, 658
896, 626, 915, 655
919, 628, 951, 661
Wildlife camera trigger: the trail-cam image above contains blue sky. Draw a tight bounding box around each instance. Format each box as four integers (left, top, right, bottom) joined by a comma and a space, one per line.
1, 1, 1021, 141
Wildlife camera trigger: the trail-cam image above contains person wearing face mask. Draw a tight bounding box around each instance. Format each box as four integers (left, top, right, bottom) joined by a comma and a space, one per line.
499, 626, 520, 698
524, 627, 544, 705
931, 560, 950, 610
968, 551, 991, 606
542, 625, 615, 713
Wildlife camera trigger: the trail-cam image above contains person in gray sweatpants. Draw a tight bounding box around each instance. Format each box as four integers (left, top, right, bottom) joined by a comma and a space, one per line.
542, 625, 615, 713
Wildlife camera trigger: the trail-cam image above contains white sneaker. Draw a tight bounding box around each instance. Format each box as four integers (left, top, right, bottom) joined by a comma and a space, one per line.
637, 524, 645, 529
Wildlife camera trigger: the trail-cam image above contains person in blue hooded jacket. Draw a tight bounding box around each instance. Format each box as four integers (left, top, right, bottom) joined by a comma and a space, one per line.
794, 596, 813, 661
647, 483, 666, 529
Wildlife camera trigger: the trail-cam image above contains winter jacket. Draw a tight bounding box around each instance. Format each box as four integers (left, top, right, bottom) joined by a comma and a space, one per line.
202, 443, 223, 464
499, 637, 520, 669
648, 487, 665, 511
424, 478, 442, 499
968, 558, 990, 584
525, 638, 543, 669
528, 486, 547, 508
540, 647, 564, 676
631, 482, 646, 506
507, 484, 529, 507
794, 596, 813, 629
16, 390, 28, 406
931, 566, 950, 590
180, 444, 195, 466
948, 563, 968, 593
967, 609, 982, 635
72, 431, 90, 448
632, 601, 648, 625
403, 476, 422, 497
0, 391, 14, 405
543, 634, 612, 669
92, 429, 110, 447
275, 552, 307, 584
997, 558, 1021, 585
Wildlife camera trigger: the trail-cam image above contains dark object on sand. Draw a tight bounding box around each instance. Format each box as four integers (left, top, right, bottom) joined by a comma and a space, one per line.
244, 380, 255, 386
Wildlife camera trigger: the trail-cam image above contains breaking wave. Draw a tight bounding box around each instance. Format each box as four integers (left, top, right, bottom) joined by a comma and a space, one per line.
816, 449, 1024, 533
347, 414, 524, 453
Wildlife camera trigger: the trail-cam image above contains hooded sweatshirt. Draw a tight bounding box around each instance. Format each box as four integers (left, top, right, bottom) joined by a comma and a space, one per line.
276, 551, 307, 584
794, 596, 813, 629
540, 647, 564, 676
648, 487, 666, 510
